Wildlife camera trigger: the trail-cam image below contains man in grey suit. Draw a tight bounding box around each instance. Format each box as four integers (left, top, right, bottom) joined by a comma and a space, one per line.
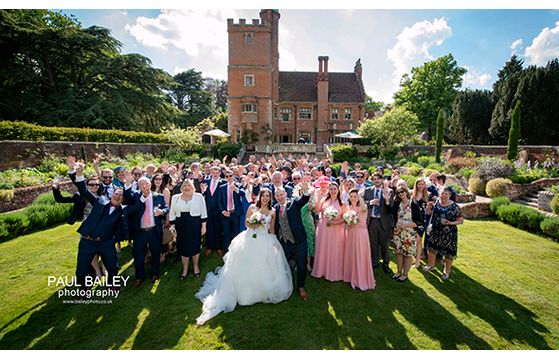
361, 172, 395, 274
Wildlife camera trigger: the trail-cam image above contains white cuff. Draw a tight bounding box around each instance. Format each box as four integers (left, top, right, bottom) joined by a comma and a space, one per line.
125, 184, 132, 190
140, 195, 147, 203
75, 175, 85, 182
68, 168, 76, 175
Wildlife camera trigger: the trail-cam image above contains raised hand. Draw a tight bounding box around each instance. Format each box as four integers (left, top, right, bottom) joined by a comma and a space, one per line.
76, 161, 85, 176
124, 170, 133, 185
92, 153, 101, 166
161, 161, 169, 173
66, 156, 76, 170
200, 182, 208, 194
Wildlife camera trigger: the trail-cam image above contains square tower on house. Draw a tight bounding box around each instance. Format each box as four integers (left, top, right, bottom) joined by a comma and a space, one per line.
227, 9, 366, 146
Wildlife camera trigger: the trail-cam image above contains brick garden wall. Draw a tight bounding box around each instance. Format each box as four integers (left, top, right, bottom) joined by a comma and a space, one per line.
0, 181, 76, 213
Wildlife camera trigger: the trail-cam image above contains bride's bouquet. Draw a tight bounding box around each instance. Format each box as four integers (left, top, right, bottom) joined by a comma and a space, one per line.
343, 210, 359, 225
247, 211, 265, 238
324, 206, 339, 221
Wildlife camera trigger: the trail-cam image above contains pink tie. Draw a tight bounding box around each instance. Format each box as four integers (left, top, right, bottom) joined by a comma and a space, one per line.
281, 205, 285, 216
142, 195, 151, 228
210, 180, 217, 195
228, 186, 234, 211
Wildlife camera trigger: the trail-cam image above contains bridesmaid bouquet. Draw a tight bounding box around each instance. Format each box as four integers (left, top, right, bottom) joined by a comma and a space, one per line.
343, 210, 359, 225
324, 206, 340, 221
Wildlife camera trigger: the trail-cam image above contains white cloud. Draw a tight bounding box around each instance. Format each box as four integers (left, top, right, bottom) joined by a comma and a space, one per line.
387, 18, 452, 85
525, 21, 559, 65
510, 38, 523, 55
462, 66, 492, 89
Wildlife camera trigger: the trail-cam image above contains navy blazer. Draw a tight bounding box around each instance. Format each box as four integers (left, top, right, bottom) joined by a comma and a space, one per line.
274, 194, 310, 244
73, 177, 128, 242
202, 178, 226, 215
124, 188, 168, 239
53, 187, 87, 225
217, 182, 246, 217
253, 183, 294, 205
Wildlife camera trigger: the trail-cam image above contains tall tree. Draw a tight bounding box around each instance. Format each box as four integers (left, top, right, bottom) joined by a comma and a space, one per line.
0, 9, 179, 132
365, 95, 384, 113
435, 109, 445, 163
204, 78, 228, 112
488, 55, 524, 143
447, 89, 495, 144
506, 100, 521, 161
393, 54, 466, 136
169, 69, 216, 127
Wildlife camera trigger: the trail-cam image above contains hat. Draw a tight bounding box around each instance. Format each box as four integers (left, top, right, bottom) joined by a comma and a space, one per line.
114, 166, 126, 174
313, 176, 331, 188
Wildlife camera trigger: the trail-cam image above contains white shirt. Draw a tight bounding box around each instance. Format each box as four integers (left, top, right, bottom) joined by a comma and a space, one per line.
140, 193, 156, 228
169, 193, 208, 221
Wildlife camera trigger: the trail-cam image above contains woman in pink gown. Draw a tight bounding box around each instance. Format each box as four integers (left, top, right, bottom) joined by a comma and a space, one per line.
311, 182, 346, 281
343, 189, 375, 290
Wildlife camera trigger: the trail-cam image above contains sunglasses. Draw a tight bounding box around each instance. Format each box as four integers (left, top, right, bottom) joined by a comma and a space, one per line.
103, 176, 113, 179
397, 191, 406, 194
292, 177, 301, 180
356, 176, 364, 178
226, 174, 234, 178
88, 183, 100, 187
133, 172, 142, 176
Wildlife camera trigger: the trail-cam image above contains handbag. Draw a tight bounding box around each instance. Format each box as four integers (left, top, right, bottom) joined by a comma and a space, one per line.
426, 199, 439, 236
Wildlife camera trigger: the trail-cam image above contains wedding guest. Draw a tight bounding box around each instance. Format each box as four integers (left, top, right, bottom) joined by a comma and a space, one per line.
170, 179, 207, 279
436, 174, 457, 202
130, 166, 144, 193
312, 182, 346, 281
362, 173, 395, 274
113, 166, 126, 188
392, 186, 423, 282
293, 171, 315, 272
343, 189, 375, 291
389, 169, 401, 190
423, 186, 464, 280
341, 177, 356, 204
125, 175, 168, 287
152, 173, 171, 208
202, 166, 226, 256
353, 170, 367, 192
145, 164, 156, 180
252, 171, 293, 205
218, 169, 246, 252
412, 178, 429, 267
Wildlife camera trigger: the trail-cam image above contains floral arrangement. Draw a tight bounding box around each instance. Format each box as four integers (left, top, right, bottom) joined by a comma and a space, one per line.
343, 210, 359, 225
247, 211, 265, 238
324, 206, 340, 221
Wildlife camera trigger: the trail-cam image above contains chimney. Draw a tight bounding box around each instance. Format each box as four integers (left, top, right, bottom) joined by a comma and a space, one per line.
354, 58, 362, 80
323, 56, 329, 80
318, 56, 329, 81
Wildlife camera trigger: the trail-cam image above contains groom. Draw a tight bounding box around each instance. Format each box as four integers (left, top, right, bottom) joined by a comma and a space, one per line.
274, 181, 311, 301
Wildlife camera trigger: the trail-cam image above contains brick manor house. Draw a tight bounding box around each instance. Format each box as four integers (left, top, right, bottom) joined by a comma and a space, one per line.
227, 9, 366, 146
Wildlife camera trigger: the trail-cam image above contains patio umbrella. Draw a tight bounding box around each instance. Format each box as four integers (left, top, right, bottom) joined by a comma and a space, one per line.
334, 131, 363, 139
203, 129, 231, 137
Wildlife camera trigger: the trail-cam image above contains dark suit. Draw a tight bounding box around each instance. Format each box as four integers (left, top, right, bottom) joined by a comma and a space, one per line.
203, 177, 226, 250
73, 176, 128, 287
274, 194, 310, 288
253, 183, 293, 205
125, 189, 168, 280
53, 187, 87, 225
217, 182, 246, 251
362, 186, 395, 269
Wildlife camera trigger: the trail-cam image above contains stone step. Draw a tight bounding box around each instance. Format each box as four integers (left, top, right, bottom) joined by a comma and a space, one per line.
514, 199, 539, 207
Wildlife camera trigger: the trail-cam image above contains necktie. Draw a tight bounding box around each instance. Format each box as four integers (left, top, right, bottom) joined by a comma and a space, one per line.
281, 204, 285, 216
104, 185, 110, 196
210, 180, 217, 195
142, 195, 152, 228
374, 188, 381, 217
227, 185, 234, 211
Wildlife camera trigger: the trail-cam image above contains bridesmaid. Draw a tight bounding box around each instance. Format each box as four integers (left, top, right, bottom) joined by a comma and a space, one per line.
411, 178, 429, 268
343, 189, 375, 291
311, 182, 346, 281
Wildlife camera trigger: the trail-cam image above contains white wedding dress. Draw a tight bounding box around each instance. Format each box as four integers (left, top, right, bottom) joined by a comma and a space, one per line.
195, 211, 293, 325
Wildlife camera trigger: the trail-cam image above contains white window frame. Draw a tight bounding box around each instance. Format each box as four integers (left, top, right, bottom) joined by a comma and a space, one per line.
298, 107, 311, 120
280, 107, 292, 122
244, 75, 254, 87
241, 103, 257, 113
344, 108, 352, 120
331, 108, 339, 120
245, 32, 254, 45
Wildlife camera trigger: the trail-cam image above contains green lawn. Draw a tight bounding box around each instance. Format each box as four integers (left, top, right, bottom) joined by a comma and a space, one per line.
0, 219, 558, 349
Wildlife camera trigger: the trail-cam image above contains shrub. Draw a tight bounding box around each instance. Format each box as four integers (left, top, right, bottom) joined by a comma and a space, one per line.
551, 194, 559, 215
468, 177, 486, 196
490, 196, 511, 214
464, 151, 477, 159
475, 157, 515, 183
448, 183, 466, 195
330, 145, 358, 162
0, 193, 72, 243
444, 157, 477, 174
0, 168, 51, 189
0, 189, 14, 202
0, 121, 168, 143
496, 204, 545, 232
486, 178, 513, 198
417, 156, 435, 168
540, 218, 559, 240
459, 167, 475, 180
401, 175, 418, 188
216, 143, 242, 159
407, 165, 423, 176
509, 167, 549, 184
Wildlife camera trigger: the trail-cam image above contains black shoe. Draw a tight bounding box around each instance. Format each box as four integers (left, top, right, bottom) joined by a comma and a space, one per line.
383, 267, 393, 275
194, 271, 201, 277
179, 272, 188, 280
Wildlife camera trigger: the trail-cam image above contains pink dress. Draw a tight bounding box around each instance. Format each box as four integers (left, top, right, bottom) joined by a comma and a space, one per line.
312, 200, 345, 281
343, 206, 375, 291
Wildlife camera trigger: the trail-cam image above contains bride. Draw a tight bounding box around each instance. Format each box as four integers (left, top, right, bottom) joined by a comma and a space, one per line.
195, 188, 293, 325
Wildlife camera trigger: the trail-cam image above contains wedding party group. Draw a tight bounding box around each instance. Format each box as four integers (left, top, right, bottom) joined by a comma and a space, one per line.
54, 153, 464, 325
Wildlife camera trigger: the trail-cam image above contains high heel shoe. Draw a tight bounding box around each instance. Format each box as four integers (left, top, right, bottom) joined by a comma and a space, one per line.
422, 265, 435, 273
193, 271, 201, 277
179, 272, 188, 280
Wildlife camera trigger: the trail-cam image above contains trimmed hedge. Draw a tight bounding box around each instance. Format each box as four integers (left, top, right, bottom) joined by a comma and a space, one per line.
495, 203, 545, 233
0, 121, 168, 144
490, 196, 510, 214
486, 178, 512, 198
0, 192, 72, 243
468, 177, 486, 196
540, 218, 559, 240
550, 193, 559, 215
330, 145, 358, 162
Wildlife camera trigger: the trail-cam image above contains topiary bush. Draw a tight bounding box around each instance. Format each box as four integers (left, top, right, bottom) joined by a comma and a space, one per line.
490, 196, 511, 214
486, 178, 513, 198
495, 203, 545, 232
551, 193, 559, 215
468, 177, 487, 196
540, 217, 559, 240
444, 157, 477, 174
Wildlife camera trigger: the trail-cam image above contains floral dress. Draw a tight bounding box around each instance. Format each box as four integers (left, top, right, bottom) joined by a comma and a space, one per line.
393, 202, 417, 257
301, 202, 315, 257
429, 202, 462, 258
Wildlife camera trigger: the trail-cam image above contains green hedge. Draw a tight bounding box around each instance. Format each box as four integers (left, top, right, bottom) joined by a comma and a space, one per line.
330, 145, 358, 162
540, 218, 559, 240
495, 203, 545, 233
0, 192, 72, 243
490, 196, 510, 214
0, 121, 168, 144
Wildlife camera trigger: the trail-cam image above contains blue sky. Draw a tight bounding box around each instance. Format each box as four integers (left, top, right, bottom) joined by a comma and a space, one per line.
58, 8, 559, 103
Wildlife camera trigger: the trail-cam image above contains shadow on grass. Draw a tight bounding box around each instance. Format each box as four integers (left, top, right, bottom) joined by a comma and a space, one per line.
420, 265, 552, 349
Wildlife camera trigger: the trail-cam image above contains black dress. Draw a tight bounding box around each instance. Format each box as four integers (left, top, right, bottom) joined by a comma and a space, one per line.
175, 211, 202, 257
429, 202, 462, 258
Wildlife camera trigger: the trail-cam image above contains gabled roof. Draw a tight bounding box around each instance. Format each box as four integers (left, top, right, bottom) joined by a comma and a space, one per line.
278, 71, 365, 103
